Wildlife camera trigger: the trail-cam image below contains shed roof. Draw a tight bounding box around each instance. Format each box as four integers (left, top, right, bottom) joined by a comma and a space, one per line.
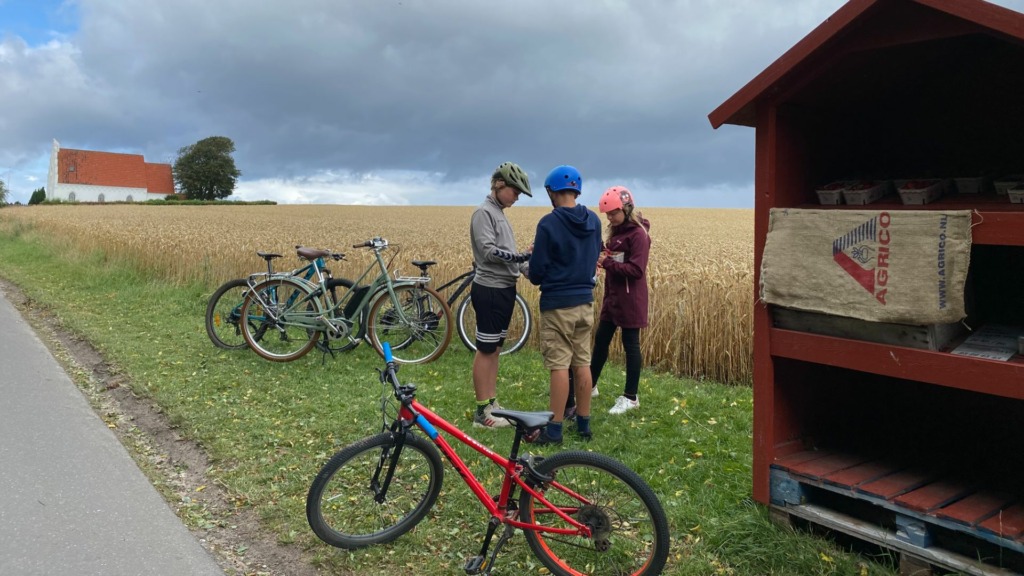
708, 0, 1024, 129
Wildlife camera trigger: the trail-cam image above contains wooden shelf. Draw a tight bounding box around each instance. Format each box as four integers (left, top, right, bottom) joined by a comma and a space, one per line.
769, 328, 1024, 400
798, 197, 1024, 246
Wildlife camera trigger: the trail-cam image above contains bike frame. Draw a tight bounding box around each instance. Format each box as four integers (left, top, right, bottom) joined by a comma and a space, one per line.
395, 400, 590, 537
261, 239, 422, 331
429, 267, 475, 309
217, 256, 329, 330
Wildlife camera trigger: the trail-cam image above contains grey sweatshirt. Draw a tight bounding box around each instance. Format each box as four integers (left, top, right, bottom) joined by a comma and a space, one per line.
470, 195, 529, 288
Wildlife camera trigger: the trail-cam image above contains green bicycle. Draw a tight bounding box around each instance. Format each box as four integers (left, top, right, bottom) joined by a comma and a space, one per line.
238, 237, 453, 364
205, 248, 356, 352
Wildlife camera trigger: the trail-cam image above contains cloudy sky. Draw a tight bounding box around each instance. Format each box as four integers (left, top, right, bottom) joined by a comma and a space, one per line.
1, 0, 1021, 207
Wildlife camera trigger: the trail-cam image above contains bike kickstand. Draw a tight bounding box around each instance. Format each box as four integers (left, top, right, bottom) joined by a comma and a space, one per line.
316, 336, 336, 365
464, 517, 502, 575
482, 523, 516, 575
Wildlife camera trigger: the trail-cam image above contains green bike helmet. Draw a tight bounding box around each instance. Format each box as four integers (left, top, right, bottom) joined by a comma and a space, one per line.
493, 162, 532, 197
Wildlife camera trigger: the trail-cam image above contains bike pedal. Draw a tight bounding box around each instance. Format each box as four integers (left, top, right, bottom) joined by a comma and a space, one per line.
463, 555, 486, 574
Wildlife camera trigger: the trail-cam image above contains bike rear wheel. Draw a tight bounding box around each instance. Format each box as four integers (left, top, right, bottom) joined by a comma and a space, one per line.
239, 277, 321, 362
456, 292, 532, 355
205, 278, 254, 350
518, 450, 670, 576
367, 285, 452, 364
306, 432, 444, 549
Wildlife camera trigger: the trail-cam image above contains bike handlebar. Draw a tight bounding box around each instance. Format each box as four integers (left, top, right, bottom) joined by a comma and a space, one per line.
353, 237, 388, 250
380, 342, 404, 398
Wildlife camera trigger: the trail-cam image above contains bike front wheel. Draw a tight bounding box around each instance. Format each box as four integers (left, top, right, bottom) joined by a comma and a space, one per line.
367, 285, 452, 364
205, 278, 254, 350
239, 277, 321, 362
456, 292, 532, 355
518, 450, 670, 576
306, 432, 444, 549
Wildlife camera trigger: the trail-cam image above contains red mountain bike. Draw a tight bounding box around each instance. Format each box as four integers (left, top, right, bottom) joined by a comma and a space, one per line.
306, 343, 670, 575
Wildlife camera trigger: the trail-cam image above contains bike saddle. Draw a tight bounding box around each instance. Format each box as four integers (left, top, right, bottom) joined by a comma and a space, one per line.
489, 410, 553, 430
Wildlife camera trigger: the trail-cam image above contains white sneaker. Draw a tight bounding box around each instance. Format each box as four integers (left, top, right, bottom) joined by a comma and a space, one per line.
591, 386, 600, 398
608, 396, 639, 415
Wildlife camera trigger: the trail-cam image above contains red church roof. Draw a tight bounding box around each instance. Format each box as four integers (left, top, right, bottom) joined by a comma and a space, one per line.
145, 162, 175, 194
57, 148, 174, 194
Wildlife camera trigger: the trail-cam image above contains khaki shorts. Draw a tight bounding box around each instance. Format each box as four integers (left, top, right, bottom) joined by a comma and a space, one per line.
539, 303, 594, 370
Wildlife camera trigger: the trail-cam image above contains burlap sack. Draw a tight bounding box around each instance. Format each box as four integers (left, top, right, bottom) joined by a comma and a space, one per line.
761, 209, 971, 324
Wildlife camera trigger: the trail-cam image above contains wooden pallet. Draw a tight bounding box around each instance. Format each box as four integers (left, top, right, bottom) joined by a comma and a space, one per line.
770, 449, 1024, 575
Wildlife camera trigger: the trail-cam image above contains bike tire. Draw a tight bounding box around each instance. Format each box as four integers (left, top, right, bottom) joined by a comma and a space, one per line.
366, 285, 453, 364
205, 278, 253, 350
518, 450, 670, 576
456, 292, 532, 355
239, 277, 321, 362
306, 432, 444, 549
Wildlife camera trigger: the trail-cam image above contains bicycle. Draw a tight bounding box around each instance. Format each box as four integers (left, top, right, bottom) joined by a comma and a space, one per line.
409, 261, 533, 356
306, 342, 670, 575
238, 237, 453, 364
204, 248, 355, 352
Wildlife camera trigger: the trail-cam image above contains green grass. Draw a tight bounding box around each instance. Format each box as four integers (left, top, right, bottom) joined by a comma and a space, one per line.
0, 223, 899, 575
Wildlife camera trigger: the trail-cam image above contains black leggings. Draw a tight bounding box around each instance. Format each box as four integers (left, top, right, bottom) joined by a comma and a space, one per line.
591, 320, 642, 397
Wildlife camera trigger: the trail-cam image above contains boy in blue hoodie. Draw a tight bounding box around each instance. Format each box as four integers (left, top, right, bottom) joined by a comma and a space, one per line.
527, 165, 603, 444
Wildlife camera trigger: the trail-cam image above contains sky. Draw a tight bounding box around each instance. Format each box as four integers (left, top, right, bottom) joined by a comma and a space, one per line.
1, 0, 1021, 207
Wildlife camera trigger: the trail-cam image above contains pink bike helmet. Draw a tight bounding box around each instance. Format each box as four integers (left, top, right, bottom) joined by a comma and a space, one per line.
599, 186, 634, 214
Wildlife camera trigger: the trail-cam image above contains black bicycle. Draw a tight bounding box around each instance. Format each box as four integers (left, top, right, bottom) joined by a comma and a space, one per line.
410, 261, 532, 356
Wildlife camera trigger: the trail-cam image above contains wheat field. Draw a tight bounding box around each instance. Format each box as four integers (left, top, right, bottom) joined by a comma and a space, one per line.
0, 204, 754, 383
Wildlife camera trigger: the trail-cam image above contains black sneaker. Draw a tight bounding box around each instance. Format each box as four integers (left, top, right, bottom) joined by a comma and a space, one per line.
531, 430, 563, 446
577, 430, 593, 441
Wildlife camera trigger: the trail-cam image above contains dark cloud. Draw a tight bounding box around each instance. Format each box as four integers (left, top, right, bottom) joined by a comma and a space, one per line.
6, 0, 1014, 206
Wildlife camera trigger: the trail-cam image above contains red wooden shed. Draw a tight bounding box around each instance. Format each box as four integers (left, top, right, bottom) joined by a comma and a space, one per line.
710, 0, 1024, 572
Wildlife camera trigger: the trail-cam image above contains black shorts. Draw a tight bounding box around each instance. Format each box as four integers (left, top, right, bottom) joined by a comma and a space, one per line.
470, 283, 516, 354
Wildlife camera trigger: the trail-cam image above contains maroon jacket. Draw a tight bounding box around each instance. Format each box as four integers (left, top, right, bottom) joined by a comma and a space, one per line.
599, 217, 651, 328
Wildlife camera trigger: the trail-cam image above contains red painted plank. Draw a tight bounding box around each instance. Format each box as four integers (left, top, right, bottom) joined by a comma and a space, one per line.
769, 329, 1024, 400
978, 503, 1024, 538
857, 469, 936, 500
774, 450, 834, 470
893, 480, 974, 513
937, 491, 1018, 526
787, 453, 873, 481
823, 460, 903, 489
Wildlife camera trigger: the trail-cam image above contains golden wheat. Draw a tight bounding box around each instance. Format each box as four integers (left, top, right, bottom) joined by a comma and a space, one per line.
0, 204, 754, 383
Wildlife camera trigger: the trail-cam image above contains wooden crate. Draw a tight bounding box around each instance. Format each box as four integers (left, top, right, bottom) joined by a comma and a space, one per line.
772, 307, 967, 351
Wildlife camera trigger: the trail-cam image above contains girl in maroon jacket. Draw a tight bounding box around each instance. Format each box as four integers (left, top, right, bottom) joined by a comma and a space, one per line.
593, 186, 651, 415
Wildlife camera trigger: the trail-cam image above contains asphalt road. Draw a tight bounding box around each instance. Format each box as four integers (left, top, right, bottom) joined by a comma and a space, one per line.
0, 287, 225, 576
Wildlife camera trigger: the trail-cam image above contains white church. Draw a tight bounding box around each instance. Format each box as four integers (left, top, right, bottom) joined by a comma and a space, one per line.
46, 139, 176, 202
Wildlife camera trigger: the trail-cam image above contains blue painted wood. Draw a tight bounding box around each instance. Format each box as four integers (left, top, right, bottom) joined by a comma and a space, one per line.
896, 514, 935, 548
769, 468, 806, 506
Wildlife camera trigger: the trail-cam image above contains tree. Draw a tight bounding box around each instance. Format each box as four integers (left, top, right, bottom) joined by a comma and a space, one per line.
0, 178, 8, 206
172, 136, 242, 200
29, 187, 46, 205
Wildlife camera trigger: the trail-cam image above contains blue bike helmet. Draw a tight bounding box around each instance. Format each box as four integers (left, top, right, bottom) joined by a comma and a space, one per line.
544, 165, 582, 194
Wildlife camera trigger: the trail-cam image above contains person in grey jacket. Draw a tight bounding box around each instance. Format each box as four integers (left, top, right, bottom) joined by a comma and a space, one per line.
469, 162, 532, 428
